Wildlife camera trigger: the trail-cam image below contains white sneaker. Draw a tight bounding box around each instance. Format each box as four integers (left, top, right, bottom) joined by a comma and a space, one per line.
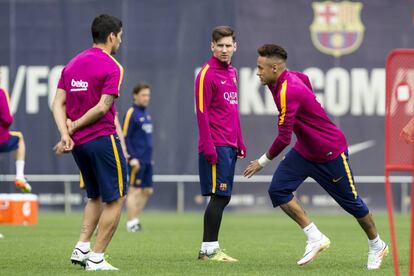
297, 234, 331, 266
71, 247, 91, 267
85, 259, 119, 271
367, 242, 388, 270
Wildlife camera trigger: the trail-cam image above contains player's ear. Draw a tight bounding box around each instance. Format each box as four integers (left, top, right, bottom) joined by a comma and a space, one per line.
272, 63, 278, 73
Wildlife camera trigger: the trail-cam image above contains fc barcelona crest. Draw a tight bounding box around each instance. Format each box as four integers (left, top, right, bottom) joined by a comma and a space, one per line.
310, 1, 365, 57
219, 183, 227, 192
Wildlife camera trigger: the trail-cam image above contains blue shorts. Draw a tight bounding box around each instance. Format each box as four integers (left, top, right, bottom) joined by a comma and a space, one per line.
72, 134, 127, 203
199, 146, 237, 197
0, 132, 22, 153
128, 162, 153, 188
269, 149, 369, 218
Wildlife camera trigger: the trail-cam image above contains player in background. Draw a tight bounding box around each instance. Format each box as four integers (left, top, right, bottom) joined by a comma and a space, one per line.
52, 14, 127, 271
244, 44, 388, 269
123, 82, 154, 232
195, 26, 246, 262
400, 118, 414, 143
0, 86, 31, 193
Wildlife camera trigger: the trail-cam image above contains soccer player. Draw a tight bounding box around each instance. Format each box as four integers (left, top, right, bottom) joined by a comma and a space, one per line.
123, 82, 154, 232
400, 118, 414, 144
243, 44, 388, 269
0, 87, 31, 193
52, 14, 127, 271
195, 26, 246, 262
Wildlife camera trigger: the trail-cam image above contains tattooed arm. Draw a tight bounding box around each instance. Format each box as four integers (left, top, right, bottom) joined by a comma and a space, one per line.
67, 94, 116, 135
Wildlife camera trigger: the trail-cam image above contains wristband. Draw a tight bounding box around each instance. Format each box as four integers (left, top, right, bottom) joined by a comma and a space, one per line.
258, 153, 271, 167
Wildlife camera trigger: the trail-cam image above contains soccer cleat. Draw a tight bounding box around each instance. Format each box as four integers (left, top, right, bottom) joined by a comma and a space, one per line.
85, 259, 119, 271
15, 178, 31, 193
71, 248, 91, 267
367, 242, 388, 270
297, 234, 330, 266
127, 222, 142, 232
198, 248, 238, 262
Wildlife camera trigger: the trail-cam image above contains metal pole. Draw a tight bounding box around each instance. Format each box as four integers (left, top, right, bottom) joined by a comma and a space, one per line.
177, 181, 184, 213
64, 181, 71, 214
385, 173, 400, 276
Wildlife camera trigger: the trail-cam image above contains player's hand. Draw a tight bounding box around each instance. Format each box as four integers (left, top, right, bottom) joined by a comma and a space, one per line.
237, 144, 247, 159
243, 159, 263, 178
122, 147, 130, 161
129, 158, 140, 171
400, 122, 414, 144
66, 119, 76, 135
204, 146, 218, 164
55, 134, 74, 154
53, 141, 68, 155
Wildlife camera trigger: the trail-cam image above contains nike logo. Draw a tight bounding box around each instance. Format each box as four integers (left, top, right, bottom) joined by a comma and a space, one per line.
332, 176, 344, 183
221, 80, 226, 84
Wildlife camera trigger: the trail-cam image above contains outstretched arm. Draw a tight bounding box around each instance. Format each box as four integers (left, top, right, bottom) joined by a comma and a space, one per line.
244, 83, 299, 178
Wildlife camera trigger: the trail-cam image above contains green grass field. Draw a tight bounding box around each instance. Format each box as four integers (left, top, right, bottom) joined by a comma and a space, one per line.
0, 212, 410, 275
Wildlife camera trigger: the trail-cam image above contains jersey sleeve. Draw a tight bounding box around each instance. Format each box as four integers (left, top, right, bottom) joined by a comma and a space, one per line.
195, 65, 216, 154
57, 67, 66, 91
102, 63, 123, 97
267, 81, 300, 159
0, 89, 13, 128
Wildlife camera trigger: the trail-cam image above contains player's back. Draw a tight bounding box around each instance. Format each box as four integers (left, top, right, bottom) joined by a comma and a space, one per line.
58, 47, 123, 145
289, 71, 347, 161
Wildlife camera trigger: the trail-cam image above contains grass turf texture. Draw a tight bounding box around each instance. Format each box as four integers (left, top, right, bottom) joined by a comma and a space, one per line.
0, 212, 410, 275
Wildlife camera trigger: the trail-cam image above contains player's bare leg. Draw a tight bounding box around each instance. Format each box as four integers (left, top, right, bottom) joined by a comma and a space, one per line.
357, 212, 388, 269
127, 187, 140, 221
13, 133, 31, 193
279, 196, 311, 228
280, 197, 330, 266
127, 187, 153, 232
356, 212, 377, 239
80, 198, 104, 242
93, 196, 125, 253
15, 133, 25, 161
71, 197, 103, 267
136, 188, 153, 215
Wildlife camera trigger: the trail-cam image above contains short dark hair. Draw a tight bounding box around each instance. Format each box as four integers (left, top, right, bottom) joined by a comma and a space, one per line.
257, 44, 288, 61
212, 26, 236, 42
91, 14, 122, 44
133, 82, 150, 95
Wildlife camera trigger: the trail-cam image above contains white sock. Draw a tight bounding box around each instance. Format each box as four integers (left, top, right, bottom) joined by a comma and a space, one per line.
75, 241, 90, 252
127, 218, 139, 229
368, 235, 383, 251
16, 160, 25, 180
201, 241, 219, 255
303, 222, 323, 242
89, 252, 104, 262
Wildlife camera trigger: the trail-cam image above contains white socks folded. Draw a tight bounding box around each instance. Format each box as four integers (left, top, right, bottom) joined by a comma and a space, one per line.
75, 241, 90, 252
368, 235, 384, 251
16, 160, 25, 180
201, 241, 219, 255
127, 218, 139, 229
303, 222, 323, 242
